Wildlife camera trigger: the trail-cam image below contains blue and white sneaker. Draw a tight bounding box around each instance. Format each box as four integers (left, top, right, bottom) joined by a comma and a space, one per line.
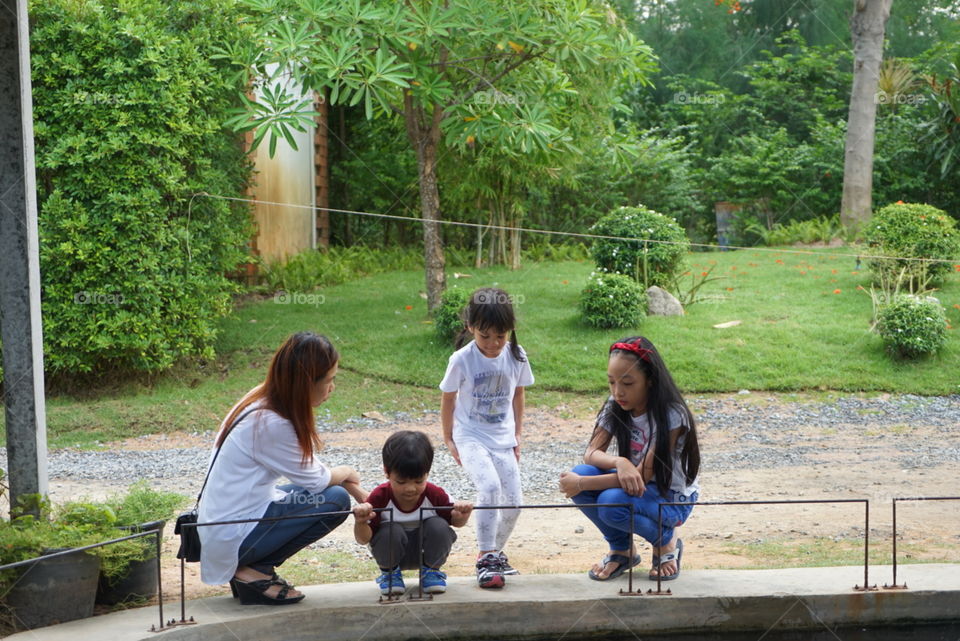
420, 566, 447, 594
376, 567, 405, 595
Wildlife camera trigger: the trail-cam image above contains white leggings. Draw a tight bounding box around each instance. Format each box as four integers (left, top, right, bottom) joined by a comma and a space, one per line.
458, 440, 523, 552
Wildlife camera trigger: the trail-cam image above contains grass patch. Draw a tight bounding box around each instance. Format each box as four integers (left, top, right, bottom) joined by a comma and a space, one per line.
274, 548, 374, 585
715, 536, 957, 569
8, 246, 960, 448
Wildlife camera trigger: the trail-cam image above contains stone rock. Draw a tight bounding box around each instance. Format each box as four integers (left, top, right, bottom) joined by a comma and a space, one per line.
646, 286, 684, 316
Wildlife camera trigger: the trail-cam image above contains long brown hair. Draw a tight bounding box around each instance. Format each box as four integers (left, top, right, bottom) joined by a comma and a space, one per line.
591, 336, 700, 496
217, 332, 339, 464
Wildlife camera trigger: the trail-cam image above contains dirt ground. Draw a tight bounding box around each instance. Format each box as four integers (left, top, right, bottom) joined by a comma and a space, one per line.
57, 394, 960, 606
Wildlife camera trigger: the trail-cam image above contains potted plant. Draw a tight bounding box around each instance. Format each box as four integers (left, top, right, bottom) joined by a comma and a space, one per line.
88, 482, 186, 606
0, 494, 102, 632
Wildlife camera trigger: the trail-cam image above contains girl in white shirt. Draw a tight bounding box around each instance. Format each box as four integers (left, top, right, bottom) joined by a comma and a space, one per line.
440, 287, 534, 588
198, 332, 366, 605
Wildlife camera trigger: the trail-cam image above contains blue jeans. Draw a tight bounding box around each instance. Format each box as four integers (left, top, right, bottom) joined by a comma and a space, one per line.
238, 484, 350, 575
570, 464, 696, 550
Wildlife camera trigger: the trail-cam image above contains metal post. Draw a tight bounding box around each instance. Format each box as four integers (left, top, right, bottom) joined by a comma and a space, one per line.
0, 0, 49, 516
155, 530, 164, 631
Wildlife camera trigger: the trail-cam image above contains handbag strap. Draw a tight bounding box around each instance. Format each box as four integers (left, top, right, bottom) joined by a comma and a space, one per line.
195, 407, 258, 505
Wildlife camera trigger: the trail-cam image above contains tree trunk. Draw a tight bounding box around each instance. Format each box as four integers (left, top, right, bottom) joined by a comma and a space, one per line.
404, 99, 446, 311
840, 0, 893, 233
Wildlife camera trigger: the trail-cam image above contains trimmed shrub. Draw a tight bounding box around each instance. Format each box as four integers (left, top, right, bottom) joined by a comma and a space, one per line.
876, 295, 948, 359
434, 287, 471, 342
579, 273, 647, 329
864, 203, 960, 285
590, 206, 689, 287
29, 0, 255, 376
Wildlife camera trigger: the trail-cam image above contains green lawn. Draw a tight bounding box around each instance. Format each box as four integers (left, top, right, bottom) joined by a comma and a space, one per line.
219, 247, 960, 395
8, 247, 960, 448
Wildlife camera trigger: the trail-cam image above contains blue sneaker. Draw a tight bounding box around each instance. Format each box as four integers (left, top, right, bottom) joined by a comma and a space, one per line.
376, 567, 405, 595
420, 566, 447, 594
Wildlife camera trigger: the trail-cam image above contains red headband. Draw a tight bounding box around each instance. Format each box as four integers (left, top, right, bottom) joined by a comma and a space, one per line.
610, 341, 652, 362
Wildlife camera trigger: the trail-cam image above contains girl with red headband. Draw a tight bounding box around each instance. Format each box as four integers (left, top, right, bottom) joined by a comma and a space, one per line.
560, 336, 700, 582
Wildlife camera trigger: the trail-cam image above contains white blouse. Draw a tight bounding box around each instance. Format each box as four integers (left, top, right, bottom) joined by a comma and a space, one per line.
197, 402, 331, 584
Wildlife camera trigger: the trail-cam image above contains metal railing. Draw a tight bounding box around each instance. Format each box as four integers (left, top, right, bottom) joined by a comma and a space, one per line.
654, 499, 873, 595
10, 492, 955, 631
883, 496, 960, 589
172, 507, 392, 627
397, 503, 638, 602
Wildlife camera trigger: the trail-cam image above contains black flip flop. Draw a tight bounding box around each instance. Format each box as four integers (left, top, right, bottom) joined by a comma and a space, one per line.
588, 553, 641, 581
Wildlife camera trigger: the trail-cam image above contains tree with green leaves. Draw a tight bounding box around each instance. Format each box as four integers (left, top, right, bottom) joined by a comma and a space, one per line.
230, 0, 655, 310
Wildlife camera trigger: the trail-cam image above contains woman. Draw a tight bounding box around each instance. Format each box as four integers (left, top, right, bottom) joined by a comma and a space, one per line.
198, 331, 366, 605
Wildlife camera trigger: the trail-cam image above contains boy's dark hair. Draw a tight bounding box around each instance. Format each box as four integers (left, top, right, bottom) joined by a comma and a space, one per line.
382, 430, 434, 479
454, 287, 525, 362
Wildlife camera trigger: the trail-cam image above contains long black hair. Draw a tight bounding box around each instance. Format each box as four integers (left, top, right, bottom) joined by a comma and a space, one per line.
454, 287, 525, 362
591, 336, 700, 496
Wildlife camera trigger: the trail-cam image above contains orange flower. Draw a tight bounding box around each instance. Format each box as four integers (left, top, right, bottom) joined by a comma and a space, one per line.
800, 270, 807, 275
955, 264, 960, 272
831, 269, 837, 274
896, 200, 905, 204
701, 271, 708, 277
726, 287, 734, 291
833, 289, 841, 294
405, 305, 413, 310
731, 266, 737, 270
954, 304, 960, 310
775, 259, 784, 264
561, 280, 569, 285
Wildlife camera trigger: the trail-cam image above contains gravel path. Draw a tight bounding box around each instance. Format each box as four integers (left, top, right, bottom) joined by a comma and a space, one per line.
3, 393, 958, 501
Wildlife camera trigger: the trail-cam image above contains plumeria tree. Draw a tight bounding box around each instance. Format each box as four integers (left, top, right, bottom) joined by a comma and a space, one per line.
229, 0, 655, 310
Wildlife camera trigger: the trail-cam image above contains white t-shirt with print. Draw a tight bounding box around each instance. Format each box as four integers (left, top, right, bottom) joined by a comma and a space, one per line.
601, 404, 700, 497
439, 341, 534, 450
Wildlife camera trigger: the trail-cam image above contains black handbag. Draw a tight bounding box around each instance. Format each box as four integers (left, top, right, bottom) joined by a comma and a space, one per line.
175, 408, 256, 562
174, 510, 201, 562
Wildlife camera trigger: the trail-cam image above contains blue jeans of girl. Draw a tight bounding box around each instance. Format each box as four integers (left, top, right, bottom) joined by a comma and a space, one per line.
570, 464, 697, 550
237, 484, 351, 575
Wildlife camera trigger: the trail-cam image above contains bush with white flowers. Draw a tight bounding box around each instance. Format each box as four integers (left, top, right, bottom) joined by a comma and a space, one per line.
579, 273, 647, 329
590, 205, 689, 287
876, 294, 948, 359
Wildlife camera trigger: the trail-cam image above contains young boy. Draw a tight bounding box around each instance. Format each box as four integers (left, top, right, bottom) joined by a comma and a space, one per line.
353, 430, 473, 595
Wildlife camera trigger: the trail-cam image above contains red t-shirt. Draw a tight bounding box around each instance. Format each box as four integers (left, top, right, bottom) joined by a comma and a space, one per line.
366, 481, 453, 533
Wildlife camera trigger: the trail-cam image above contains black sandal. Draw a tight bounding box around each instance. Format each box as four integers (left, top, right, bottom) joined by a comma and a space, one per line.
231, 577, 305, 605
230, 572, 291, 598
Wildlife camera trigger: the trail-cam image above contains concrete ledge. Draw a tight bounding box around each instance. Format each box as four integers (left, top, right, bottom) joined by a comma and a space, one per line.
10, 564, 960, 640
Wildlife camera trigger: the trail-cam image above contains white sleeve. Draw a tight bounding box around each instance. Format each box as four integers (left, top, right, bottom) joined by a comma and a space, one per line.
517, 357, 534, 387
667, 406, 689, 432
252, 420, 331, 493
439, 353, 464, 393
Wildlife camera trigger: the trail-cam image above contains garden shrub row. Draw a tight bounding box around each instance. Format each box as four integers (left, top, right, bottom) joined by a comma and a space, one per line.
27, 0, 254, 377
